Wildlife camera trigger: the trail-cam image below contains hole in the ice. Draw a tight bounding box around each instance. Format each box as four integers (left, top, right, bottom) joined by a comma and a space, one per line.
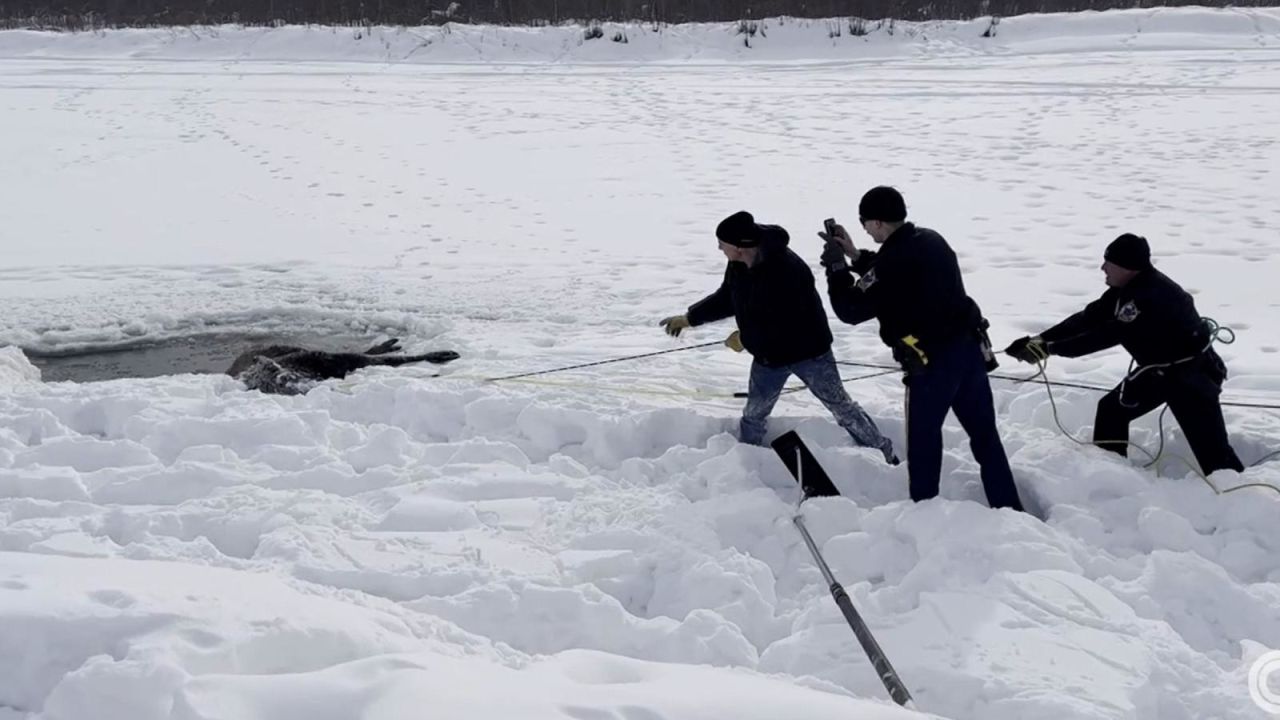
24, 331, 382, 384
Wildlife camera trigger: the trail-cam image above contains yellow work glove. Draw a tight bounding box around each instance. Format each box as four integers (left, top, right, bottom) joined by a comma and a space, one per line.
660, 315, 691, 337
725, 330, 744, 353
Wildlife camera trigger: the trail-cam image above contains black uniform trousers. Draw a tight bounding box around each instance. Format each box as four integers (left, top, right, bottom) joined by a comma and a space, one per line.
1094, 349, 1244, 474
905, 339, 1024, 511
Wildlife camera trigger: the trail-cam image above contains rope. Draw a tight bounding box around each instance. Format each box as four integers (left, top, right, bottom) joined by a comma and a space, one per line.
835, 359, 1280, 410
487, 367, 901, 400
1022, 343, 1279, 496
475, 374, 741, 400
732, 368, 901, 399
484, 343, 902, 400
483, 341, 722, 383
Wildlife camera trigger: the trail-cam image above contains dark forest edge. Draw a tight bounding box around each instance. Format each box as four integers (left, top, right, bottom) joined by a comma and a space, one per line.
0, 0, 1272, 32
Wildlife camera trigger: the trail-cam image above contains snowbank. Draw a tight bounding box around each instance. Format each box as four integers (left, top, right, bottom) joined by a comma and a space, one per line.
0, 347, 41, 390
0, 552, 459, 719
1, 365, 1277, 718
0, 551, 933, 719
175, 649, 936, 719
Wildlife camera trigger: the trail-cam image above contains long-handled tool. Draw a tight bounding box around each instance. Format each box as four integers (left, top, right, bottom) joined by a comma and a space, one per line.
771, 430, 916, 710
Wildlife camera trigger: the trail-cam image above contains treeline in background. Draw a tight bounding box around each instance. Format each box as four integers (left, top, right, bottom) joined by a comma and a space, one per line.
0, 0, 1265, 32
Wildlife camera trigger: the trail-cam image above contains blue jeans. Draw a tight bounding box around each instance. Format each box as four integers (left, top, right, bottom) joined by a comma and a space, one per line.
905, 340, 1022, 510
741, 351, 897, 463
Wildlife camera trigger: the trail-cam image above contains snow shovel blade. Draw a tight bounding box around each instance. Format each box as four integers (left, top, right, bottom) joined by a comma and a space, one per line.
770, 430, 841, 499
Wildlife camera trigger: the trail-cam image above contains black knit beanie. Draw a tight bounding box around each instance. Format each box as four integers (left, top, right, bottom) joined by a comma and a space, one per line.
715, 211, 761, 248
1104, 233, 1152, 271
858, 186, 907, 223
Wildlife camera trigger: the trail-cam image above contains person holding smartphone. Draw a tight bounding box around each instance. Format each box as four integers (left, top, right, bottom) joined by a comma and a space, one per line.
820, 187, 1023, 511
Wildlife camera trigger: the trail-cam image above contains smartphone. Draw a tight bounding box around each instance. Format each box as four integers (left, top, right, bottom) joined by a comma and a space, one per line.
823, 218, 837, 239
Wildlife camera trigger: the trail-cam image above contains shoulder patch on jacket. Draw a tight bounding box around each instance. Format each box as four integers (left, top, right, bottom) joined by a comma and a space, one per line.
1116, 299, 1140, 323
856, 268, 878, 291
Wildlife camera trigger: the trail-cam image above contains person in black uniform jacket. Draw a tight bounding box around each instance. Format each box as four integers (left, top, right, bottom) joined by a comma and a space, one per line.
660, 210, 898, 464
1005, 233, 1244, 475
821, 187, 1023, 511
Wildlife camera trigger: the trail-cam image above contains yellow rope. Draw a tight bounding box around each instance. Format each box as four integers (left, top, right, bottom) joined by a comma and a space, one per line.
1025, 344, 1278, 496
468, 374, 740, 400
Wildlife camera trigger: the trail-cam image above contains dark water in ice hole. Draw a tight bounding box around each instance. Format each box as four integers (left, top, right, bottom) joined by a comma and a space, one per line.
24, 332, 380, 384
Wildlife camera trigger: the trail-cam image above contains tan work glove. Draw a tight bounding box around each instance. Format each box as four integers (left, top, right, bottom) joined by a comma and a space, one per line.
725, 330, 744, 352
660, 315, 691, 337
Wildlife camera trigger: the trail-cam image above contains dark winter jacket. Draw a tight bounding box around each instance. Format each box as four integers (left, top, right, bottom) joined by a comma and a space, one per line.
1040, 268, 1212, 367
686, 224, 833, 368
826, 223, 984, 363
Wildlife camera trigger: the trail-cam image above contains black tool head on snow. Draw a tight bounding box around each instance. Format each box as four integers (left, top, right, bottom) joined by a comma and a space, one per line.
771, 430, 841, 499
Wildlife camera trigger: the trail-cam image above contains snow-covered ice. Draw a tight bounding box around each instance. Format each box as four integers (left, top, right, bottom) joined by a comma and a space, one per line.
2, 7, 1279, 719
